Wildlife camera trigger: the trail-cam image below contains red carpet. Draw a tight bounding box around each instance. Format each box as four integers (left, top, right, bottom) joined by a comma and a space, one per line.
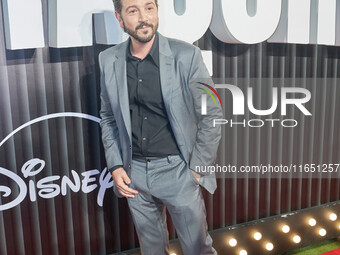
322, 248, 340, 255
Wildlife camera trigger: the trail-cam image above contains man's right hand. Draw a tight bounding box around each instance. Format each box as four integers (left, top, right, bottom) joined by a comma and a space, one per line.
112, 167, 139, 198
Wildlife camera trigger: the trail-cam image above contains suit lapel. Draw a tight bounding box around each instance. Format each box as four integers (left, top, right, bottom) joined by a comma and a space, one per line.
158, 34, 188, 161
158, 34, 174, 114
113, 41, 132, 143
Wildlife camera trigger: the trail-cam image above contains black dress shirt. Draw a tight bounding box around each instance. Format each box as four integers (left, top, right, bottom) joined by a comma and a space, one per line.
109, 34, 180, 173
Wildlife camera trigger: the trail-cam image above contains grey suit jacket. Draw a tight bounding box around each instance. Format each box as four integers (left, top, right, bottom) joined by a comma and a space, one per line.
99, 33, 222, 198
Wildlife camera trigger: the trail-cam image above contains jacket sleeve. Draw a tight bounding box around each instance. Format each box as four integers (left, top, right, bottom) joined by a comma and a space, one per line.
188, 47, 223, 175
98, 52, 124, 170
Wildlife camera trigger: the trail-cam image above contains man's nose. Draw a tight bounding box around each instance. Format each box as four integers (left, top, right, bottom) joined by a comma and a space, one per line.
138, 10, 149, 22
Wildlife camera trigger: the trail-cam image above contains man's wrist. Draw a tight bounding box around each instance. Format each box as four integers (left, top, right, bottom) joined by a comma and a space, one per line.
190, 169, 203, 176
108, 165, 123, 174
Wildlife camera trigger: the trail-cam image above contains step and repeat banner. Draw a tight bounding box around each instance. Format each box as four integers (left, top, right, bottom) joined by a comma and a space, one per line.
0, 0, 340, 254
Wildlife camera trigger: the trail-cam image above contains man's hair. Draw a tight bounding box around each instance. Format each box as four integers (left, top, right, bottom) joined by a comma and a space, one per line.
112, 0, 158, 14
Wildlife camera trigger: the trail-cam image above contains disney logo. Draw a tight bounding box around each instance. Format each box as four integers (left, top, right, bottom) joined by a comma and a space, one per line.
0, 158, 113, 211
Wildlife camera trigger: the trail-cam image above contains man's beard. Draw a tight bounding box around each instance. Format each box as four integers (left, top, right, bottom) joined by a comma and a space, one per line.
123, 21, 158, 43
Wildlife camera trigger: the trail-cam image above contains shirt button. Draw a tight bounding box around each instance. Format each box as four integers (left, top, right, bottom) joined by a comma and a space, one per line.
144, 116, 148, 120
142, 137, 146, 141
138, 79, 142, 83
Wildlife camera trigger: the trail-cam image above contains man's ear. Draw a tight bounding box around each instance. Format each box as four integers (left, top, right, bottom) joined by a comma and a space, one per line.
115, 12, 124, 29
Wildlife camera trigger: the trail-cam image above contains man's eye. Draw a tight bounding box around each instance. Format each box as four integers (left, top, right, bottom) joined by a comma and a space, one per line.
129, 9, 137, 14
146, 5, 154, 11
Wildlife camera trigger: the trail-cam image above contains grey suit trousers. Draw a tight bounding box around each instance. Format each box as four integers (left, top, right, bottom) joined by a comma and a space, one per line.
127, 155, 217, 255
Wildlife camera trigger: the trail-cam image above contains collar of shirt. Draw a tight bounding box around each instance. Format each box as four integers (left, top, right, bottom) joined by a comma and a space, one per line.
126, 32, 159, 67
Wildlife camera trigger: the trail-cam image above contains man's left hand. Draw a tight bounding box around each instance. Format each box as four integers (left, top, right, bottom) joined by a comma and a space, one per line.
191, 170, 201, 183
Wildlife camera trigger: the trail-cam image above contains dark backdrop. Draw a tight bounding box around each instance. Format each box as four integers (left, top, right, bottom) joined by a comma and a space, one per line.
0, 1, 339, 254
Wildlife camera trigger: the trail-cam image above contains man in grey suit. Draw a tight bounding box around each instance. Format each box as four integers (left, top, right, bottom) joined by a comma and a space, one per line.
99, 0, 222, 254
